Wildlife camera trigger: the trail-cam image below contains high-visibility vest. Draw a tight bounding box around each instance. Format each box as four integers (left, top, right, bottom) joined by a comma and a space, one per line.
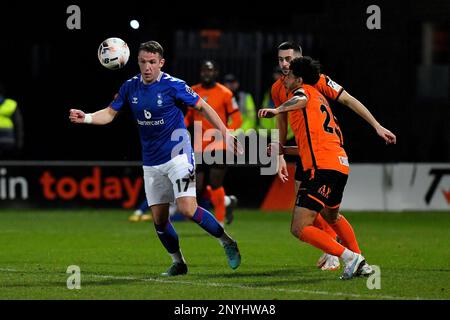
236, 91, 256, 131
259, 90, 294, 140
0, 98, 17, 129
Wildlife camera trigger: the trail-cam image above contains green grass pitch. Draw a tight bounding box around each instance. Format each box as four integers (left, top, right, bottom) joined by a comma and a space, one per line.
0, 209, 449, 300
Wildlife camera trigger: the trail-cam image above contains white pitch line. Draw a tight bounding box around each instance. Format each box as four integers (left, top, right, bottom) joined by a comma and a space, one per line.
0, 268, 19, 272
87, 274, 422, 300
0, 267, 425, 300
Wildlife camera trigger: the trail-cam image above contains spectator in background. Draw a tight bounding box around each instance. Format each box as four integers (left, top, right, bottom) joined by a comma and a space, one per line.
129, 198, 185, 222
129, 197, 154, 222
185, 61, 242, 226
223, 73, 257, 135
0, 82, 23, 158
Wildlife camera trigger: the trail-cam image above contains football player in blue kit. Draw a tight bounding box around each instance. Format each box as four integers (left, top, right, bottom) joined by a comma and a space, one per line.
69, 41, 242, 276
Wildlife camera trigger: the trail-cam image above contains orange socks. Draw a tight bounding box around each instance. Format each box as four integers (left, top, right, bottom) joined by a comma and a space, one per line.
314, 214, 337, 239
299, 226, 346, 257
209, 186, 226, 223
330, 215, 361, 254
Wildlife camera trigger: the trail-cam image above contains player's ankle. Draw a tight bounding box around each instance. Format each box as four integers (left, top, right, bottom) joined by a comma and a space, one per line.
340, 248, 356, 264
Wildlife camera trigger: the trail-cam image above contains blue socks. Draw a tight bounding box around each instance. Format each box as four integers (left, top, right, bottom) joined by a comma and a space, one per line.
154, 221, 179, 254
139, 199, 149, 213
191, 206, 224, 238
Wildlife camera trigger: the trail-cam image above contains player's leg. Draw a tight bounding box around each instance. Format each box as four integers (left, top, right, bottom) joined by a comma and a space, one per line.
321, 207, 360, 254
143, 165, 187, 276
295, 170, 365, 279
314, 211, 340, 270
319, 170, 361, 255
297, 166, 336, 239
208, 165, 227, 226
322, 170, 371, 278
168, 154, 241, 269
224, 194, 238, 225
321, 206, 373, 277
293, 205, 364, 279
195, 163, 207, 201
176, 196, 241, 269
291, 205, 343, 256
198, 159, 236, 224
296, 167, 339, 270
151, 203, 187, 276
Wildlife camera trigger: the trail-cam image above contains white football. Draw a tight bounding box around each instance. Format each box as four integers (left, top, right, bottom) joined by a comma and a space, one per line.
98, 37, 130, 70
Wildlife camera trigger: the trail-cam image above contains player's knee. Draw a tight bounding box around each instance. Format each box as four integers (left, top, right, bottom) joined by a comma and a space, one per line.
322, 209, 339, 224
291, 223, 312, 239
152, 214, 167, 226
209, 181, 222, 190
290, 225, 301, 238
176, 199, 197, 217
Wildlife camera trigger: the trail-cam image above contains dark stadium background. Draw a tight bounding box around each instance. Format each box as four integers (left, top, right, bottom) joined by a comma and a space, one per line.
0, 0, 449, 206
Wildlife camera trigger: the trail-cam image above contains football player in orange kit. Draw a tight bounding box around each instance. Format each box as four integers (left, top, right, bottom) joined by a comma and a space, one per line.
259, 56, 396, 279
185, 60, 243, 226
271, 42, 395, 271
272, 42, 342, 270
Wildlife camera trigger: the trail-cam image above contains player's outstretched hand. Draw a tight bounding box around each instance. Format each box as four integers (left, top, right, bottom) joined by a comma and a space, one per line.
69, 109, 86, 124
258, 108, 279, 118
226, 133, 244, 155
376, 125, 397, 145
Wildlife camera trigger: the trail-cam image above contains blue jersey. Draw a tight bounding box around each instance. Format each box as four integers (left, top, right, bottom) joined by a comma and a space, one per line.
110, 72, 200, 166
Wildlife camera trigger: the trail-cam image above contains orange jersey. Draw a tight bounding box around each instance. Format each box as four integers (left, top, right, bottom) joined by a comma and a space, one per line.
288, 84, 349, 175
185, 83, 241, 152
271, 73, 344, 107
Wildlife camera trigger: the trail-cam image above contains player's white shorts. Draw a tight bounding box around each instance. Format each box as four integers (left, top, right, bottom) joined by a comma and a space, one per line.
143, 153, 196, 207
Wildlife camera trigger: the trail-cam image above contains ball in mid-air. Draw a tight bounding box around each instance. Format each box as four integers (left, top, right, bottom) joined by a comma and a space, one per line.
98, 37, 130, 70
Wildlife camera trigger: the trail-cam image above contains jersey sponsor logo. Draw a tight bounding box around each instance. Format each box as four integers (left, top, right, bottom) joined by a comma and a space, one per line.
318, 185, 331, 199
339, 156, 349, 166
137, 118, 165, 126
326, 77, 342, 92
185, 85, 198, 98
144, 110, 152, 119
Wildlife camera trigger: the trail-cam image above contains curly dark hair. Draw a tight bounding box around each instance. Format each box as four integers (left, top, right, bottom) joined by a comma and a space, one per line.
289, 56, 321, 85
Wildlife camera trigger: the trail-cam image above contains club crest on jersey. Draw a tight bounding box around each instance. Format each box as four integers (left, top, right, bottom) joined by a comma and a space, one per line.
157, 93, 163, 107
144, 110, 152, 119
132, 97, 138, 104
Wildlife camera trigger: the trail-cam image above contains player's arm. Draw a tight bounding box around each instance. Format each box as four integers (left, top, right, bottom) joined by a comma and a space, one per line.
282, 145, 299, 156
69, 107, 117, 125
268, 143, 298, 156
260, 91, 306, 182
258, 94, 307, 118
195, 98, 243, 154
271, 88, 290, 182
337, 91, 396, 144
270, 85, 289, 146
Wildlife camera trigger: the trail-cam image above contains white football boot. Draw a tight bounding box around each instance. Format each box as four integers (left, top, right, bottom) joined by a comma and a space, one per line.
340, 253, 366, 280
